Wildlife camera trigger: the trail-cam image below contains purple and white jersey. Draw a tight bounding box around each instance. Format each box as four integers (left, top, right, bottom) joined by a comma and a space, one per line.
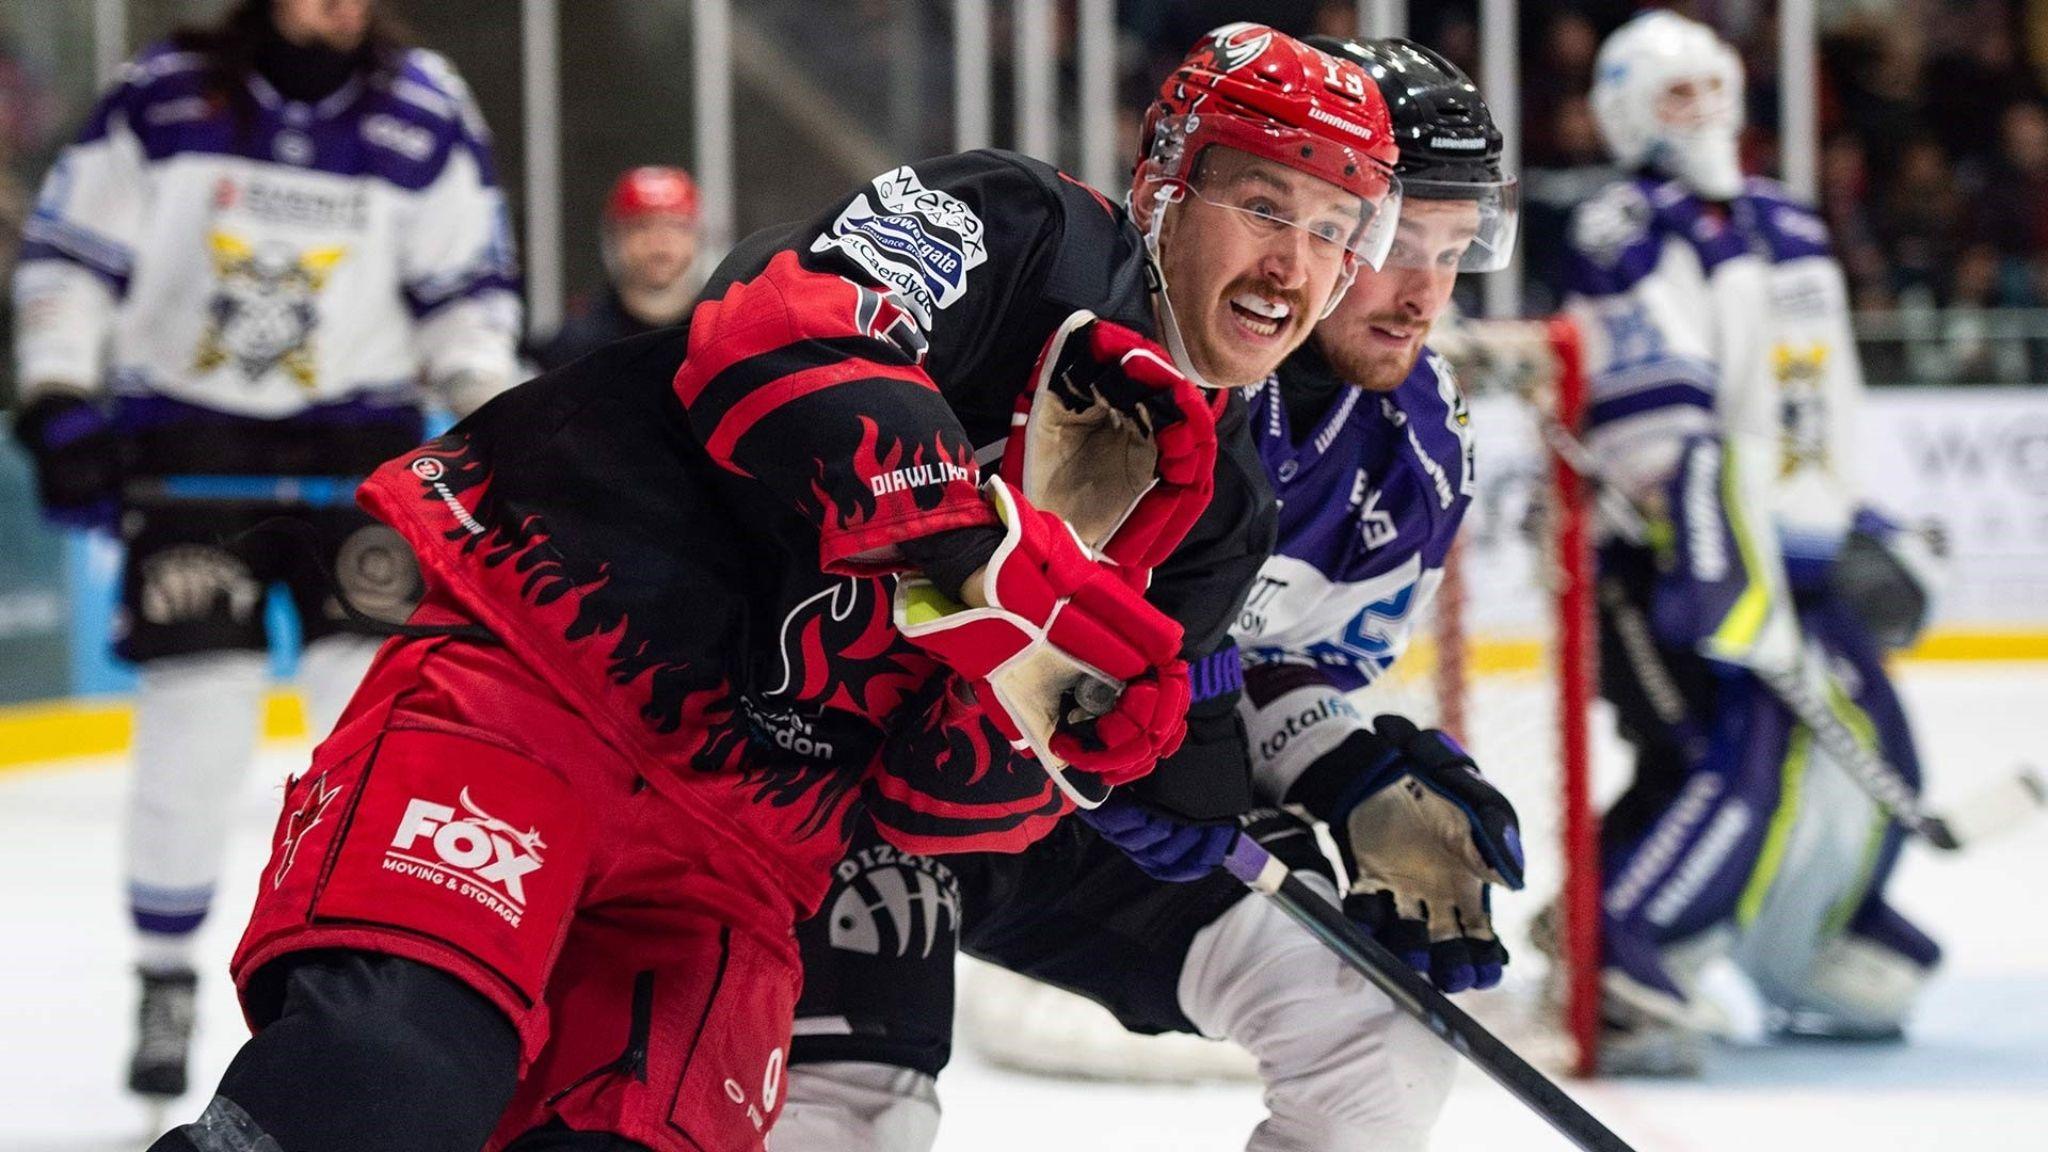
1562, 173, 1870, 671
1231, 346, 1474, 693
1563, 175, 1863, 564
15, 43, 520, 423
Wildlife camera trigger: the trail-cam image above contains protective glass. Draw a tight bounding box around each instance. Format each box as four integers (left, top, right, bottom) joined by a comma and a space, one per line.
1179, 145, 1405, 272
1380, 175, 1521, 273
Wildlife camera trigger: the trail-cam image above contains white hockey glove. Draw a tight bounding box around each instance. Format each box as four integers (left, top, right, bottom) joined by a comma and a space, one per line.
894, 477, 1189, 805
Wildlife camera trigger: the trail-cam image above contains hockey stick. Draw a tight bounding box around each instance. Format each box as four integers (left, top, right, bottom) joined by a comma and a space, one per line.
1533, 412, 2048, 852
1219, 834, 1639, 1152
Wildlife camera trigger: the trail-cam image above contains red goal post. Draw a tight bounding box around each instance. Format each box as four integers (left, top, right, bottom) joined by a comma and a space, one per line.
1420, 314, 1600, 1075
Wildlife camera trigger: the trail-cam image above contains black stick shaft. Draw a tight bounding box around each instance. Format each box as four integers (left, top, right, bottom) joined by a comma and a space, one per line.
1222, 838, 1637, 1152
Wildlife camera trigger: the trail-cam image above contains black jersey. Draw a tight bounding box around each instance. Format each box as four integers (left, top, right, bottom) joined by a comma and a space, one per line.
358, 151, 1270, 903
527, 287, 669, 374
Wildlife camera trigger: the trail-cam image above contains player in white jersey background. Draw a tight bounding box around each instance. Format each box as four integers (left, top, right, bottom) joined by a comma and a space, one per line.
774, 37, 1526, 1152
1561, 10, 1946, 1074
7, 0, 518, 1102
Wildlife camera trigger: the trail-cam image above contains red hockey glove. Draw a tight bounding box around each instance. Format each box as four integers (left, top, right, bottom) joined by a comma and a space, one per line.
1000, 310, 1218, 579
895, 477, 1189, 803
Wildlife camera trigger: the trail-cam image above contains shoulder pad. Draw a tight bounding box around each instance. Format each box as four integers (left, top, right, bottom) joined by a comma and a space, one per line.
1569, 179, 1657, 268
1751, 186, 1833, 261
383, 49, 489, 140
1380, 349, 1475, 512
119, 44, 207, 88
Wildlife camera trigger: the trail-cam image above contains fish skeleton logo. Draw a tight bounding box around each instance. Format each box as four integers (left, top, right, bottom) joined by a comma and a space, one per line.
194, 230, 346, 391
826, 845, 960, 958
385, 786, 547, 924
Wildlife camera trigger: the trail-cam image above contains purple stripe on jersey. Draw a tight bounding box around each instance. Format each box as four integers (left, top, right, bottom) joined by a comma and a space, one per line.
22, 213, 134, 275
1188, 645, 1246, 703
1586, 380, 1714, 430
18, 237, 131, 294
403, 269, 522, 319
133, 908, 209, 936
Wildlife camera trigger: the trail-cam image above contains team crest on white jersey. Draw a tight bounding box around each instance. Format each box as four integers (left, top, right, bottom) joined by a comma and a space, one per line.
193, 230, 346, 391
1772, 342, 1830, 476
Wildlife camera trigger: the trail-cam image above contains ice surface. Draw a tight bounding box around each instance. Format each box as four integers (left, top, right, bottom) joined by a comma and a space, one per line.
1, 663, 2043, 1150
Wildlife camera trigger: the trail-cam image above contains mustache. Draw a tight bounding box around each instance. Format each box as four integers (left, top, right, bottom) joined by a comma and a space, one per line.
1359, 312, 1423, 334
1224, 278, 1310, 319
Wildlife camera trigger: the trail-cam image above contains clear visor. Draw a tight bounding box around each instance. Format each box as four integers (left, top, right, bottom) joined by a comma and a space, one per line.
1378, 175, 1520, 273
1173, 141, 1405, 271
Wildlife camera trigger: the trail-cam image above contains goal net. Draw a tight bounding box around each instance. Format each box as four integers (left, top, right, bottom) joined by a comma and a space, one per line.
958, 317, 1611, 1080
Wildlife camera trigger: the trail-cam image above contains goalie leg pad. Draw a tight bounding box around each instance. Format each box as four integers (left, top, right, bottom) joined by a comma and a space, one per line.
1177, 871, 1455, 1152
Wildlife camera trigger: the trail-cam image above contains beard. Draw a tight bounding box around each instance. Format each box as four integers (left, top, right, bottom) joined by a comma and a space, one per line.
1316, 310, 1426, 392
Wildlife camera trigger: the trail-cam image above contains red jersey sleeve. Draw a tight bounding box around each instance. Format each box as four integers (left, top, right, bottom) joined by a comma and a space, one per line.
671, 248, 995, 575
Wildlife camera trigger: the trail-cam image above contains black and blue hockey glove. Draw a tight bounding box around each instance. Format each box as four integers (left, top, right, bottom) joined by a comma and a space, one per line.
1079, 796, 1238, 883
1291, 714, 1526, 993
14, 392, 122, 532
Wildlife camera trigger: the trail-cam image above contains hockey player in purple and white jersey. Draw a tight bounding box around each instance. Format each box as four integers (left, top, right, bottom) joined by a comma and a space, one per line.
776, 38, 1527, 1152
1561, 11, 1945, 1074
8, 0, 518, 1100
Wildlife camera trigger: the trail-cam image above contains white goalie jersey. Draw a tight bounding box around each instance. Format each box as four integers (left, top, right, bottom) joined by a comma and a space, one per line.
1560, 175, 1869, 669
15, 43, 520, 419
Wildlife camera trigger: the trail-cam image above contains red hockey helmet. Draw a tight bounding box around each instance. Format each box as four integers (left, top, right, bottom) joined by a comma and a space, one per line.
1138, 23, 1403, 270
605, 166, 699, 225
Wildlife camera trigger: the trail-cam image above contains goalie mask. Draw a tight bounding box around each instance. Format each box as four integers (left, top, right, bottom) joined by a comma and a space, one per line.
1591, 11, 1746, 201
1307, 35, 1519, 272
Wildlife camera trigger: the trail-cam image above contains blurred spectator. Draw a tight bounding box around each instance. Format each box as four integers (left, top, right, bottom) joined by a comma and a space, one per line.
532, 165, 701, 372
1924, 19, 2032, 168
1877, 133, 1964, 304
1967, 101, 2048, 306
1821, 133, 1893, 307
1525, 11, 1602, 167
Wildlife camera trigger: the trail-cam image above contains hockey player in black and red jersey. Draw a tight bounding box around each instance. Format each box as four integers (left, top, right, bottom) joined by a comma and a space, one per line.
147, 23, 1404, 1152
774, 37, 1526, 1152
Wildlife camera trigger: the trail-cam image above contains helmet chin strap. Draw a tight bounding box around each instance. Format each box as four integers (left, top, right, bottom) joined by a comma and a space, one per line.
1139, 182, 1228, 391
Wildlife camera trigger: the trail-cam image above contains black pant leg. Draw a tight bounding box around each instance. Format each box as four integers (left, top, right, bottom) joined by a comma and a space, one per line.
150, 951, 519, 1152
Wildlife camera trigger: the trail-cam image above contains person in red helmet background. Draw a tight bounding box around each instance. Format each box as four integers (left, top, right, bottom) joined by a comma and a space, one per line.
144, 22, 1401, 1152
532, 165, 702, 371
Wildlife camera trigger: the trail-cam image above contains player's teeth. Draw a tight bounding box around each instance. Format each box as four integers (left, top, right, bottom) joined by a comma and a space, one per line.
1233, 294, 1290, 319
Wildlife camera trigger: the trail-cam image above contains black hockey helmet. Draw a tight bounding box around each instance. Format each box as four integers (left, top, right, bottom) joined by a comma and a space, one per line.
1305, 36, 1518, 270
